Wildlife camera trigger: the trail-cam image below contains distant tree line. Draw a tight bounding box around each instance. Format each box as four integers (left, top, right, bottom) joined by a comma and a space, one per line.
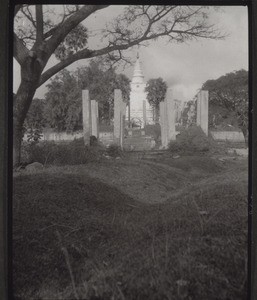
202, 69, 248, 141
24, 68, 248, 144
24, 59, 131, 139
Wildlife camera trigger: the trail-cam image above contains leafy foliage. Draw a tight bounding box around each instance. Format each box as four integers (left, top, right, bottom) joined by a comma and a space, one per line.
202, 70, 248, 141
21, 139, 101, 165
44, 69, 81, 132
23, 98, 46, 142
144, 124, 161, 143
145, 78, 167, 122
44, 60, 131, 131
78, 60, 130, 123
106, 144, 122, 157
169, 125, 211, 153
55, 24, 88, 61
180, 100, 197, 127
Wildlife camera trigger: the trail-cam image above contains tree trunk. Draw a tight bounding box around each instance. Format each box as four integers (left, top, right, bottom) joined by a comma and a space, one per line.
13, 78, 38, 167
13, 48, 47, 167
153, 106, 160, 124
155, 106, 160, 124
242, 128, 248, 146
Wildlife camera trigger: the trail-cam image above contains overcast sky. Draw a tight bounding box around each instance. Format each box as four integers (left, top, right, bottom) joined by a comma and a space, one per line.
13, 5, 248, 101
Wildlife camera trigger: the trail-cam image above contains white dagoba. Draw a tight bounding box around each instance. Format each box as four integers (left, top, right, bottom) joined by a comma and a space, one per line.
127, 53, 153, 127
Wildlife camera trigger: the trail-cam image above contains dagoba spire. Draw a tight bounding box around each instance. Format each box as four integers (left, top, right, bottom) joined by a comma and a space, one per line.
132, 52, 144, 84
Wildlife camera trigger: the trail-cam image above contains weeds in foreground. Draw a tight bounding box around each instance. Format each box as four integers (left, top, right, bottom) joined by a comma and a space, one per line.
13, 160, 247, 300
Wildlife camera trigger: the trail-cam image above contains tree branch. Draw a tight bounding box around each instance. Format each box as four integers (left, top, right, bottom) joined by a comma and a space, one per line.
39, 6, 223, 87
46, 5, 109, 54
39, 40, 142, 87
43, 5, 79, 40
36, 5, 44, 44
21, 6, 37, 28
43, 26, 59, 40
14, 5, 23, 16
36, 6, 224, 88
13, 33, 29, 64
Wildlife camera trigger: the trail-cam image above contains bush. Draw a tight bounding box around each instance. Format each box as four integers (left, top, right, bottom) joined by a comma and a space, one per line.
144, 124, 161, 143
168, 125, 212, 153
20, 138, 102, 166
106, 143, 122, 157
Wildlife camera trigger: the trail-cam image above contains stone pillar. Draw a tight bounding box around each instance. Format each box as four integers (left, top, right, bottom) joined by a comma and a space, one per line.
82, 90, 91, 145
114, 89, 122, 144
197, 90, 209, 135
128, 101, 131, 128
196, 94, 201, 126
166, 88, 176, 142
160, 88, 176, 148
143, 100, 147, 128
120, 101, 126, 149
91, 100, 99, 138
160, 101, 167, 148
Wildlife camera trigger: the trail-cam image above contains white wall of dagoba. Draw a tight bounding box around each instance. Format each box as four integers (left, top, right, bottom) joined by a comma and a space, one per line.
126, 55, 154, 127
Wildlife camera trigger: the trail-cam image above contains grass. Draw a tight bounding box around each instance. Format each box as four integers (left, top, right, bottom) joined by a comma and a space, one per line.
13, 155, 248, 300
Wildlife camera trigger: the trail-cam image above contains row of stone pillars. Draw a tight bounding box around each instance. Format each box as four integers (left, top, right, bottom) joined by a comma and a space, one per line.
82, 88, 209, 149
82, 89, 126, 147
160, 89, 209, 148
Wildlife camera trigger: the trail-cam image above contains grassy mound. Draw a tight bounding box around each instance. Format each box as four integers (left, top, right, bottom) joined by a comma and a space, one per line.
13, 161, 247, 300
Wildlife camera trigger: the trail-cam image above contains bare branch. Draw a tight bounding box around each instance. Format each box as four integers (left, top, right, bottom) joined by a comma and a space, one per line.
39, 41, 138, 87
46, 5, 109, 54
21, 6, 37, 28
39, 6, 224, 87
43, 6, 80, 40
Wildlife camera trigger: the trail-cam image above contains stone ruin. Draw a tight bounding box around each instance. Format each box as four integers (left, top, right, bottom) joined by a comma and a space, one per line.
82, 88, 209, 150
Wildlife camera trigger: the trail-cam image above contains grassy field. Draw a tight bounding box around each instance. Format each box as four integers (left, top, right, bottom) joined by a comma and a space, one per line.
13, 154, 248, 299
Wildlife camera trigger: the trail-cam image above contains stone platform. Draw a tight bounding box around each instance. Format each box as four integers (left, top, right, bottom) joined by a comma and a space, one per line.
124, 135, 155, 151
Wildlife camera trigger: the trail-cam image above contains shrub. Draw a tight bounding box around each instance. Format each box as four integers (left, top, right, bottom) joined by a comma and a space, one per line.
20, 138, 102, 166
90, 135, 98, 146
21, 141, 56, 165
168, 125, 212, 153
106, 143, 121, 157
145, 124, 161, 143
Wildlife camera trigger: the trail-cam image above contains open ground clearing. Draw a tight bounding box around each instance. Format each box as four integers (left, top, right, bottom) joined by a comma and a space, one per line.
13, 154, 248, 300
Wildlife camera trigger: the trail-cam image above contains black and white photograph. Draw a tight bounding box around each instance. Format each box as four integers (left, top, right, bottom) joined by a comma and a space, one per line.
11, 3, 250, 300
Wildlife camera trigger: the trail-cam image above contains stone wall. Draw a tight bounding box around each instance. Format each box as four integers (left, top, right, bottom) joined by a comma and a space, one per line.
23, 130, 245, 144
210, 131, 245, 142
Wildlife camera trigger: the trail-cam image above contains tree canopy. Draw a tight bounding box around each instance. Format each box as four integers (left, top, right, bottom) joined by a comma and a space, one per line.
44, 69, 81, 131
145, 77, 167, 122
14, 5, 224, 88
43, 60, 131, 131
202, 69, 248, 140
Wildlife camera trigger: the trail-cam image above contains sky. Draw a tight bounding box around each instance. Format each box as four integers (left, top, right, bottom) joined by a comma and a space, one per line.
13, 5, 248, 101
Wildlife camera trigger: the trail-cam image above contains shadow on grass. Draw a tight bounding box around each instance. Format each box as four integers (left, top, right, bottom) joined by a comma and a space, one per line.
13, 170, 247, 300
